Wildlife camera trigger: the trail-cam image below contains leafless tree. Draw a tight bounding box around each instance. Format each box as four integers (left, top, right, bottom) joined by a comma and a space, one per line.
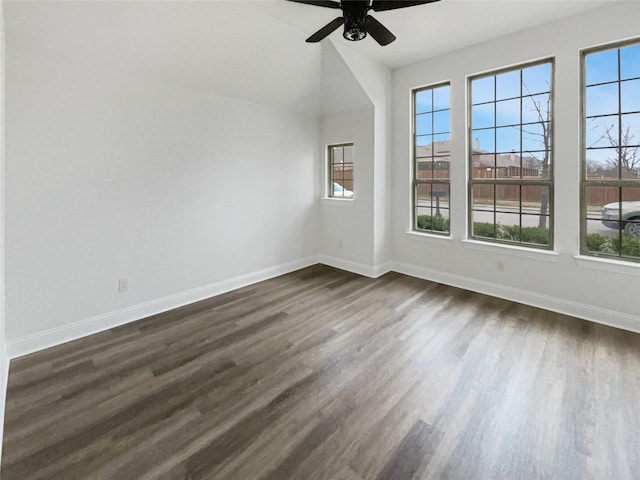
520, 83, 551, 229
586, 159, 609, 177
587, 118, 640, 177
601, 124, 640, 176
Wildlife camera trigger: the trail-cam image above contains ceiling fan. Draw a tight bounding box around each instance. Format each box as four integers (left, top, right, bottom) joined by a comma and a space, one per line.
287, 0, 441, 46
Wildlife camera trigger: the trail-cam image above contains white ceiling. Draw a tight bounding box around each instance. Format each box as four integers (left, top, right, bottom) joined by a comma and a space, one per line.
4, 0, 616, 114
260, 0, 615, 69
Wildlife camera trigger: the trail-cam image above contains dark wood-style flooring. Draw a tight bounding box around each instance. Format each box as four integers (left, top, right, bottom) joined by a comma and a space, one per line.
2, 265, 640, 479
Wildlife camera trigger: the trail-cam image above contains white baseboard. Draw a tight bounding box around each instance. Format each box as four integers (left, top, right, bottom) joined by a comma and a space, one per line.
391, 261, 640, 335
0, 340, 9, 471
318, 254, 391, 279
7, 256, 320, 359
6, 254, 638, 360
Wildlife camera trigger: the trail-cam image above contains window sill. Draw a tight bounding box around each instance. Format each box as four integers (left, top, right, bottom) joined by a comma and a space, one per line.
321, 197, 354, 207
574, 255, 640, 276
462, 239, 559, 262
405, 231, 453, 246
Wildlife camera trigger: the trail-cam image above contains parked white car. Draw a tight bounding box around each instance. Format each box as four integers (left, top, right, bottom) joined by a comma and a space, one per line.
332, 182, 353, 198
601, 200, 640, 236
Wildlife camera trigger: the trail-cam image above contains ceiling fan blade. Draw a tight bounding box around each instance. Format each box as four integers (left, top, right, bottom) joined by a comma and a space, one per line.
287, 0, 341, 8
371, 0, 440, 12
365, 15, 396, 46
306, 17, 345, 42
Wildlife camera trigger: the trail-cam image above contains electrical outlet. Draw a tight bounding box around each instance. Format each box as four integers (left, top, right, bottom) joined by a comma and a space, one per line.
338, 240, 344, 249
118, 278, 129, 292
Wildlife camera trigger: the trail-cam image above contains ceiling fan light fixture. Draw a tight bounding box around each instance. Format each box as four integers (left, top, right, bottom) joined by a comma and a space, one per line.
344, 27, 366, 41
342, 1, 368, 42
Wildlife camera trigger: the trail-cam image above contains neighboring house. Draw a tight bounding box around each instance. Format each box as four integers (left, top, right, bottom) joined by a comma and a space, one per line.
417, 139, 541, 178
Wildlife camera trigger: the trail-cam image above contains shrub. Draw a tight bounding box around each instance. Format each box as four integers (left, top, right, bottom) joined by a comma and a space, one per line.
520, 226, 550, 245
416, 215, 449, 232
473, 222, 495, 238
472, 222, 549, 245
621, 234, 640, 257
586, 232, 640, 258
586, 233, 611, 253
416, 219, 640, 257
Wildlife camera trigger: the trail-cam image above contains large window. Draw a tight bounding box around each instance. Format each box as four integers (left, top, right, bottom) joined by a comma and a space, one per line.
582, 40, 640, 262
413, 83, 451, 234
328, 143, 354, 198
469, 60, 554, 248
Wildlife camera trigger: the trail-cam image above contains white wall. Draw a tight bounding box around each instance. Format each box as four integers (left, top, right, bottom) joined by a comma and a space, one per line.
320, 107, 375, 270
0, 0, 9, 465
5, 50, 320, 351
391, 2, 640, 331
334, 43, 392, 268
318, 42, 379, 274
3, 0, 639, 363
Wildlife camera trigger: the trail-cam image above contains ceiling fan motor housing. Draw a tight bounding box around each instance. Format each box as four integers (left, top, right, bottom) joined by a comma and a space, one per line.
290, 0, 440, 45
342, 1, 369, 41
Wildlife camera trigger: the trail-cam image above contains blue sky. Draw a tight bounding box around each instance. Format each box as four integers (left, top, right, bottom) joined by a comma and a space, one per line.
470, 62, 551, 154
586, 43, 640, 84
415, 43, 640, 158
585, 43, 640, 172
415, 85, 450, 147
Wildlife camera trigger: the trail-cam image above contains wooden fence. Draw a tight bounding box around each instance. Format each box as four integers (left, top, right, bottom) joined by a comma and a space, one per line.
585, 186, 640, 206
332, 165, 353, 191
368, 163, 640, 206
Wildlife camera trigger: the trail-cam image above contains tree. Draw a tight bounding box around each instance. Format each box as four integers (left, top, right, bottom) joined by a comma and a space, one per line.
519, 83, 551, 229
601, 124, 640, 177
586, 158, 612, 177
586, 120, 640, 178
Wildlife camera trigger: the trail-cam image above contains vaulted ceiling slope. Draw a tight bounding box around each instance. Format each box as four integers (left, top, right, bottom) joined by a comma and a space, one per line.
321, 41, 372, 117
4, 1, 323, 116
4, 0, 615, 115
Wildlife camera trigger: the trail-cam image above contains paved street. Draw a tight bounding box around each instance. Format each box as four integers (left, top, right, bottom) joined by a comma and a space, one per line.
417, 200, 617, 236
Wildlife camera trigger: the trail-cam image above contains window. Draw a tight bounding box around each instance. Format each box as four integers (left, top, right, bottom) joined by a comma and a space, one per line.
582, 40, 640, 262
328, 143, 354, 198
469, 60, 554, 248
413, 83, 451, 234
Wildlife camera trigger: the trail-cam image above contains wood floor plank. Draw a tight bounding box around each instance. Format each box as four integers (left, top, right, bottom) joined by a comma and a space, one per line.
3, 265, 640, 480
375, 419, 443, 480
